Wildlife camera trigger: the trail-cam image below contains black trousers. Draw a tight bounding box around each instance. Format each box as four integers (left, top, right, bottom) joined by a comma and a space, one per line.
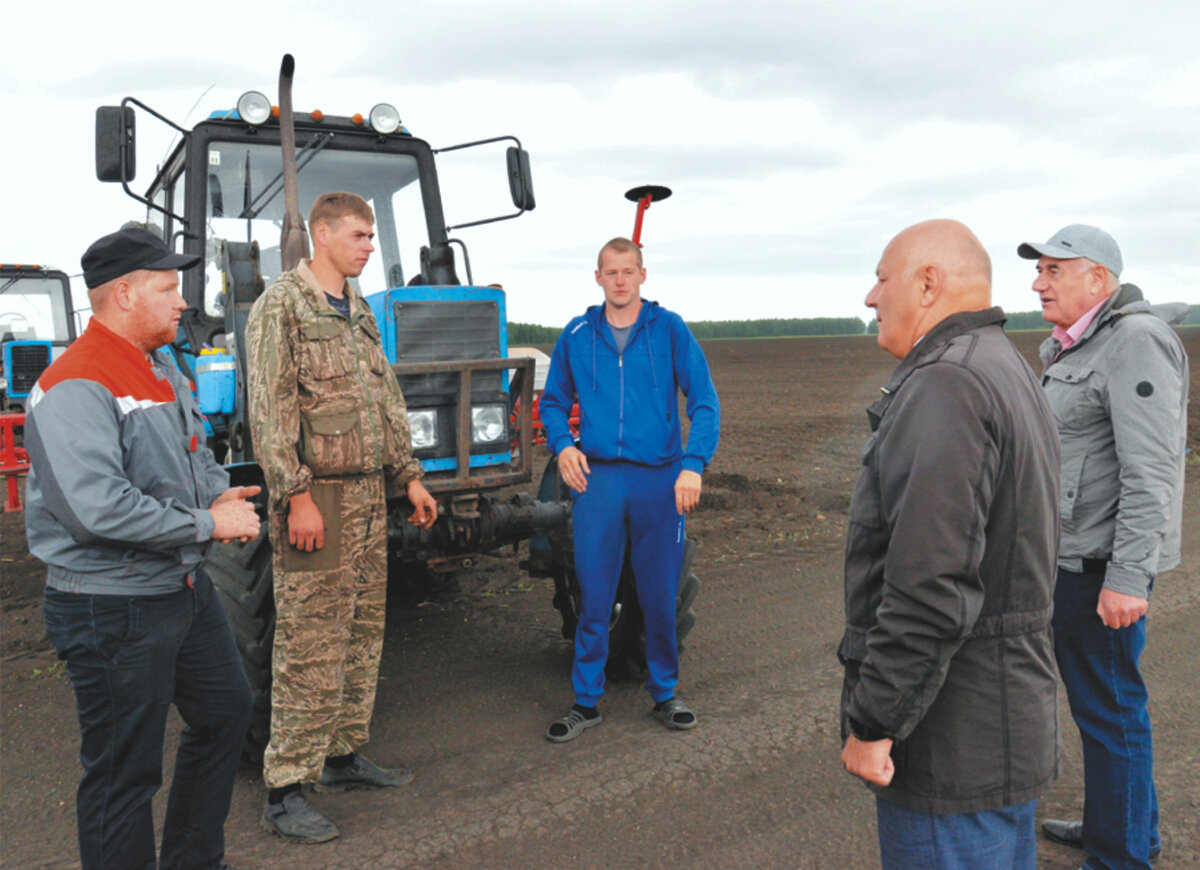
43, 571, 252, 870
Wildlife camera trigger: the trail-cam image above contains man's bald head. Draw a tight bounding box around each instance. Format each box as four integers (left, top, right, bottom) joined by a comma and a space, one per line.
889, 219, 992, 291
866, 219, 993, 358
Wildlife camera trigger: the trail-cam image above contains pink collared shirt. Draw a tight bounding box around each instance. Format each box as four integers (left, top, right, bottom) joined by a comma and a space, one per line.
1052, 297, 1109, 356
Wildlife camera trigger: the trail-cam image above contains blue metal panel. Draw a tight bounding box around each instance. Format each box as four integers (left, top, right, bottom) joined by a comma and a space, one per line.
420, 450, 512, 473
366, 285, 509, 365
362, 284, 513, 473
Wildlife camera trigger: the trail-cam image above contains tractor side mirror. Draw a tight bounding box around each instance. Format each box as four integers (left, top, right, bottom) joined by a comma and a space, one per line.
95, 106, 136, 182
506, 147, 535, 212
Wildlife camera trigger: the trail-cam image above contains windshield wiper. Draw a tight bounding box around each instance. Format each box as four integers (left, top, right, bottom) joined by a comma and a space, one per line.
239, 132, 334, 220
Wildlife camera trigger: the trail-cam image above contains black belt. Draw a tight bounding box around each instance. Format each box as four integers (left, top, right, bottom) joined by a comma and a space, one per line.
1081, 557, 1110, 574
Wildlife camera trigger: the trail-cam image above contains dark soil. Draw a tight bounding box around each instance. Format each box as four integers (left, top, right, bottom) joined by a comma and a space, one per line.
3, 328, 1198, 869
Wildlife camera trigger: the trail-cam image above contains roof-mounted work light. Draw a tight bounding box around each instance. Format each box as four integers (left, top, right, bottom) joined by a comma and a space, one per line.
369, 103, 401, 134
237, 91, 273, 125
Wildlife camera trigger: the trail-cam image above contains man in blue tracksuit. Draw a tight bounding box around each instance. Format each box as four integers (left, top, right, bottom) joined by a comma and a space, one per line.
539, 236, 719, 742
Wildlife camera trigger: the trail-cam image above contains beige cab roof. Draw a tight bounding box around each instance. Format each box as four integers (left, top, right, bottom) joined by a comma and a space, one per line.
507, 346, 551, 393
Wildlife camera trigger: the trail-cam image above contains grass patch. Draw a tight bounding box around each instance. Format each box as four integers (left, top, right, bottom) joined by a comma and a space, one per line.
32, 660, 66, 681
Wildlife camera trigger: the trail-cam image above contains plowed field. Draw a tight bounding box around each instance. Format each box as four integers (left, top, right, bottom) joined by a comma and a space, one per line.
4, 328, 1198, 869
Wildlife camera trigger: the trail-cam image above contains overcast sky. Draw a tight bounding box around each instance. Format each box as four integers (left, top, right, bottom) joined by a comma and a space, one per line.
3, 1, 1197, 328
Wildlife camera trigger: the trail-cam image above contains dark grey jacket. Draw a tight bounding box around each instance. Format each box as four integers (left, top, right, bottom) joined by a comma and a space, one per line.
839, 308, 1061, 814
1039, 284, 1188, 597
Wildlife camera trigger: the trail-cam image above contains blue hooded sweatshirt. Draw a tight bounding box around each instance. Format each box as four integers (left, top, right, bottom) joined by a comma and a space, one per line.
540, 300, 719, 473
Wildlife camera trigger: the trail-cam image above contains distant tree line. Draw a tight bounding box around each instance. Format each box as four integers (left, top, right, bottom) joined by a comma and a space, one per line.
508, 322, 564, 345
510, 317, 869, 345
1003, 310, 1053, 331
686, 318, 867, 339
871, 310, 1050, 333
510, 306, 1194, 345
1005, 305, 1198, 329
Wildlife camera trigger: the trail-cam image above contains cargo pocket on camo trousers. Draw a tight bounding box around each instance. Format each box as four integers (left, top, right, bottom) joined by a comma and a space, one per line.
282, 480, 344, 573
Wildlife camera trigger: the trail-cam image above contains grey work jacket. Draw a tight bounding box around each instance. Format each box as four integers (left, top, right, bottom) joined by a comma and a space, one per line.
1039, 284, 1189, 597
24, 320, 228, 596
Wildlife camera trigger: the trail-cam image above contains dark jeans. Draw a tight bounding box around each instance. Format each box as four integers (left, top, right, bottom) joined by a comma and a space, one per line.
1053, 567, 1159, 870
43, 571, 253, 870
876, 796, 1037, 869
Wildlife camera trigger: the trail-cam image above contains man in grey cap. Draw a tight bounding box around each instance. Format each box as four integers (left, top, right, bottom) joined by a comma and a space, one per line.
25, 227, 261, 870
1019, 224, 1189, 870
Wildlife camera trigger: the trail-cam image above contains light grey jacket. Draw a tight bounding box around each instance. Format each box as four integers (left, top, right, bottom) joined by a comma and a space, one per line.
1039, 284, 1189, 597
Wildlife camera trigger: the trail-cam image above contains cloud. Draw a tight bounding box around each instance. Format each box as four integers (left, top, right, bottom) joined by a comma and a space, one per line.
540, 142, 849, 185
2, 0, 1196, 324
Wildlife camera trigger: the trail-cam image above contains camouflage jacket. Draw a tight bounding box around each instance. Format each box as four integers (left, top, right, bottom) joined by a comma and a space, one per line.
246, 262, 422, 511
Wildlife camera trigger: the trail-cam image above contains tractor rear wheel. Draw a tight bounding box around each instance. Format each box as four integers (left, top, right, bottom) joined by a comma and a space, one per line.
207, 526, 275, 767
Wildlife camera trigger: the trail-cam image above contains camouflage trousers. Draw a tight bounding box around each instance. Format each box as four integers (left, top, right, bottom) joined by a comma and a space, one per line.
262, 474, 389, 788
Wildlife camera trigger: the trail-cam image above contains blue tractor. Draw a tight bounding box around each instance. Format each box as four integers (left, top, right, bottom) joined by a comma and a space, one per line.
94, 57, 697, 759
0, 265, 78, 413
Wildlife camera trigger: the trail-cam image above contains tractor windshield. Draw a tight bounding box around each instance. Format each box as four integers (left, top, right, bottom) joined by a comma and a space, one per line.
202, 138, 427, 317
0, 273, 74, 344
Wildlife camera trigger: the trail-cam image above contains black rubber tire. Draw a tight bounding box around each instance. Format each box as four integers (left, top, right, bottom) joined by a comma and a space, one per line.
207, 525, 274, 767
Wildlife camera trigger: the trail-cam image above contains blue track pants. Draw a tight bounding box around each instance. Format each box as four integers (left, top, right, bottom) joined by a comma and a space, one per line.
570, 460, 684, 707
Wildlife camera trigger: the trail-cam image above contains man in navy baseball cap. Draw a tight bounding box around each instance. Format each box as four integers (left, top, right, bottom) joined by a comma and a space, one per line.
26, 221, 259, 869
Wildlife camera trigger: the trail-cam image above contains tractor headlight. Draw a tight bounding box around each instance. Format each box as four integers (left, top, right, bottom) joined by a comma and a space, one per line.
408, 409, 437, 449
236, 91, 273, 126
369, 103, 401, 135
471, 404, 507, 445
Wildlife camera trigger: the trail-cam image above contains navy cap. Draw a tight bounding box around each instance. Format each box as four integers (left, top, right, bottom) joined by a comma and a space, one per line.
82, 227, 202, 289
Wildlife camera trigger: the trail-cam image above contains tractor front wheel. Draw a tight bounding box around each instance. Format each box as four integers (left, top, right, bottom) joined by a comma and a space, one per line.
207, 526, 275, 767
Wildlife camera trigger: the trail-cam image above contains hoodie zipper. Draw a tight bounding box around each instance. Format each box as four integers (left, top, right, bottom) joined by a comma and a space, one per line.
617, 352, 624, 457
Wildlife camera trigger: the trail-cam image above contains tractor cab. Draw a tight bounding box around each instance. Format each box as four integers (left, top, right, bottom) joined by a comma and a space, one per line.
95, 87, 536, 493
0, 265, 77, 412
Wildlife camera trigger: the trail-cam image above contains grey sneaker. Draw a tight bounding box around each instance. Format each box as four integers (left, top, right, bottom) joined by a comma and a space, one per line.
314, 753, 414, 793
260, 791, 340, 844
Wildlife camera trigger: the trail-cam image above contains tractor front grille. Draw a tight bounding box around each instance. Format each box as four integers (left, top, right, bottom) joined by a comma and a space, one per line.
7, 344, 52, 396
392, 299, 502, 402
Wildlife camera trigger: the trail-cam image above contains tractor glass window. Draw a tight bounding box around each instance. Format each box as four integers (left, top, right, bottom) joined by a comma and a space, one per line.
204, 140, 425, 314
146, 165, 185, 242
0, 275, 72, 343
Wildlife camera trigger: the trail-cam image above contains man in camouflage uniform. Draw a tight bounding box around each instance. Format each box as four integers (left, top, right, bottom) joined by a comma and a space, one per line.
246, 191, 438, 844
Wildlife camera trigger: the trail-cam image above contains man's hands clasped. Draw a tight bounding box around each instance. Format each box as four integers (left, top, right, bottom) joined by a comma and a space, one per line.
210, 486, 262, 543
